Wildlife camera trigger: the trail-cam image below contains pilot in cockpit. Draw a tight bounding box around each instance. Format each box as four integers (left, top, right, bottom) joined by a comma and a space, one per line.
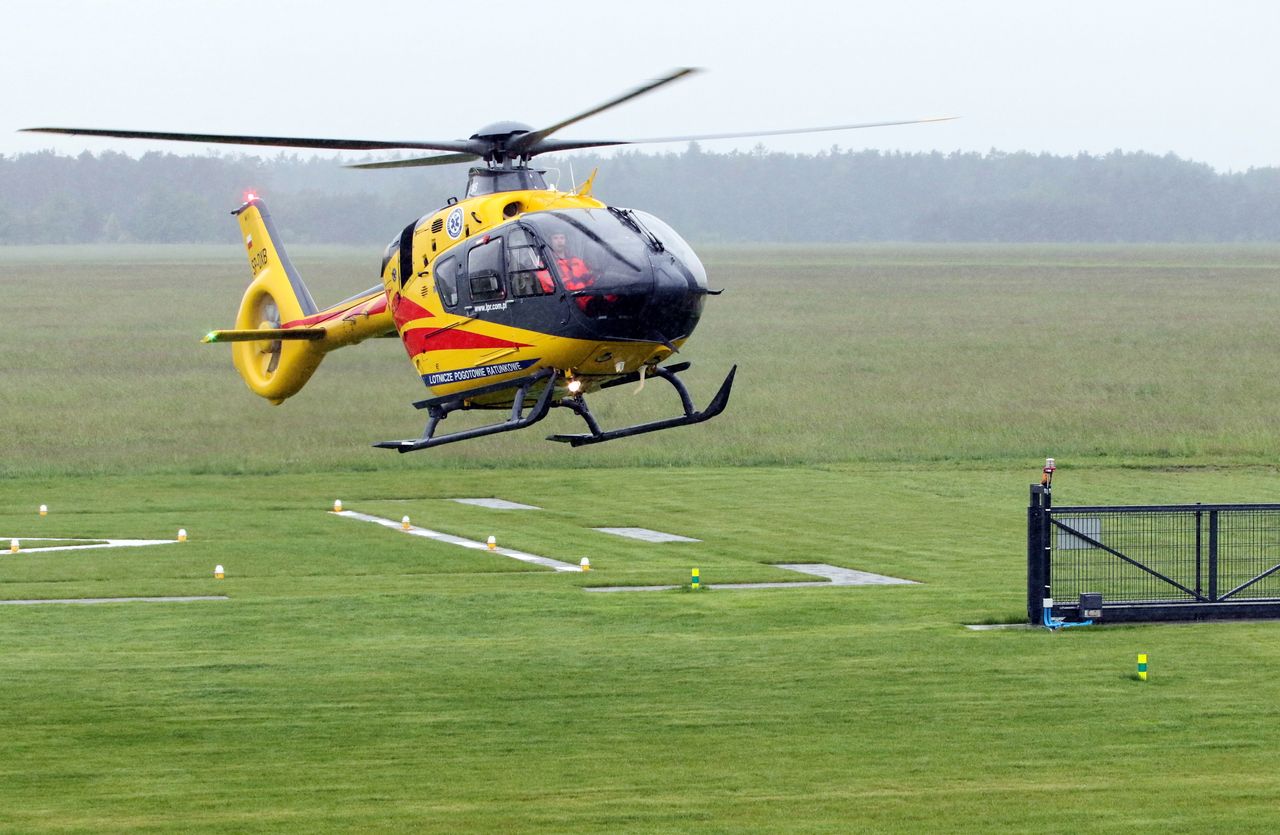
549, 231, 601, 311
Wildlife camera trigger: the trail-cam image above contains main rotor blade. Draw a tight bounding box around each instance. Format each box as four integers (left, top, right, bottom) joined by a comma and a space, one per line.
531, 116, 959, 156
21, 127, 478, 154
345, 153, 483, 170
510, 67, 700, 156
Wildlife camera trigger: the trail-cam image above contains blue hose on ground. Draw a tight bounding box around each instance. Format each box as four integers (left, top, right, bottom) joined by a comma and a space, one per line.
1042, 602, 1093, 630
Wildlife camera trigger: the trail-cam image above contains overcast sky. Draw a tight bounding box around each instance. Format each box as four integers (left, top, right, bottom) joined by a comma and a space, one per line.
3, 0, 1277, 171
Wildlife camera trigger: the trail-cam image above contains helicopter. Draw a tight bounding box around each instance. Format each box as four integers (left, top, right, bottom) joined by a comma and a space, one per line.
24, 68, 952, 451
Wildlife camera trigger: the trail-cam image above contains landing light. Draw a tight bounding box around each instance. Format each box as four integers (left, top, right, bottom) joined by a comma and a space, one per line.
567, 379, 583, 395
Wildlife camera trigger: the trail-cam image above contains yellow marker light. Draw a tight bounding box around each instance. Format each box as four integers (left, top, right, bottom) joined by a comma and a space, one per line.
402, 515, 412, 530
580, 557, 591, 572
487, 535, 497, 551
10, 539, 18, 554
333, 499, 343, 513
39, 504, 48, 517
178, 529, 188, 543
214, 564, 225, 579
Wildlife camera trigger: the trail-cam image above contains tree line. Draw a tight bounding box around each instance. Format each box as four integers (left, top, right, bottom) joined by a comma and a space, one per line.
2, 145, 1278, 245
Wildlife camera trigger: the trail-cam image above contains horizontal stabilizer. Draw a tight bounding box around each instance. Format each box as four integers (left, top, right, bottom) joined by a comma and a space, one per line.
202, 328, 326, 344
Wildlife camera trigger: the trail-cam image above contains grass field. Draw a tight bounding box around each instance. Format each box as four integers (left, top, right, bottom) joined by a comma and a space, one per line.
3, 244, 1280, 831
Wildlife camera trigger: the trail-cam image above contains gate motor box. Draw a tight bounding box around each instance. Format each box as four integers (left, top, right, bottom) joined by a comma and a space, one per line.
1080, 592, 1103, 620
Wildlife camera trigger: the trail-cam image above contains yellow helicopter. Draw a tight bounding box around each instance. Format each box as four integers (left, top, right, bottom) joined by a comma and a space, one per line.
24, 69, 950, 451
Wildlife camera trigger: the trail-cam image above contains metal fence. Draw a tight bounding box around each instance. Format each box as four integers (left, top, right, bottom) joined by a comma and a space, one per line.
1028, 484, 1280, 623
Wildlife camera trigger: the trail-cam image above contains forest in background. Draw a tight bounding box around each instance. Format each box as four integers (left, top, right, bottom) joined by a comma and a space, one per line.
2, 144, 1279, 245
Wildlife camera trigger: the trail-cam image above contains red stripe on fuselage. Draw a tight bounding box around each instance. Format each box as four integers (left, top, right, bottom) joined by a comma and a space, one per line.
283, 293, 388, 328
402, 326, 531, 356
392, 295, 434, 331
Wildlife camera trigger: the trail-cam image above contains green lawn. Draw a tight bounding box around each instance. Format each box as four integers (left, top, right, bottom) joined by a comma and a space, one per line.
2, 245, 1280, 831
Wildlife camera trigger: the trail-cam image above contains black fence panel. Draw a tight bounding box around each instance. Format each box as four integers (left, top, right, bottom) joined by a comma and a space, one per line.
1028, 486, 1280, 623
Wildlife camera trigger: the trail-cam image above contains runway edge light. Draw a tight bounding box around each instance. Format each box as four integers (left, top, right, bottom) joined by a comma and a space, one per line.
178, 529, 188, 543
39, 504, 47, 516
580, 557, 591, 572
333, 499, 343, 513
402, 515, 411, 531
10, 539, 18, 554
487, 535, 497, 551
214, 564, 225, 579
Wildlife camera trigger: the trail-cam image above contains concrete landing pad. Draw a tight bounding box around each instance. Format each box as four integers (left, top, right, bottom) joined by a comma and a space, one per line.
0, 596, 228, 606
585, 563, 917, 592
593, 527, 701, 543
965, 623, 1036, 631
451, 498, 541, 510
335, 510, 579, 572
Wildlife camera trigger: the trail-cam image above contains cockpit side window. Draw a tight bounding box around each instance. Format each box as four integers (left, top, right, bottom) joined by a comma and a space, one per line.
466, 237, 506, 303
435, 255, 459, 308
507, 227, 554, 298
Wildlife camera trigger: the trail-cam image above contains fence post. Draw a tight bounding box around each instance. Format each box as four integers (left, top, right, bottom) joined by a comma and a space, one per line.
1028, 484, 1051, 623
1208, 510, 1219, 602
1195, 504, 1203, 599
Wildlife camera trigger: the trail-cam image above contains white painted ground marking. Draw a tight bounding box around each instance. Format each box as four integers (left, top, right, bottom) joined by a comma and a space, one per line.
584, 563, 917, 592
0, 596, 228, 606
0, 537, 178, 554
773, 564, 917, 586
451, 498, 542, 510
593, 527, 701, 543
333, 511, 579, 572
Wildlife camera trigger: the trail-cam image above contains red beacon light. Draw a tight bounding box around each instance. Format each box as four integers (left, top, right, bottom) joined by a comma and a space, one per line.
1041, 457, 1056, 486
243, 190, 259, 203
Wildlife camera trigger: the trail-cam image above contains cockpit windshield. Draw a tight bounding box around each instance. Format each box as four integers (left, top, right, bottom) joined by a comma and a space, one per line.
517, 207, 710, 326
438, 206, 706, 341
522, 209, 655, 318
630, 210, 707, 290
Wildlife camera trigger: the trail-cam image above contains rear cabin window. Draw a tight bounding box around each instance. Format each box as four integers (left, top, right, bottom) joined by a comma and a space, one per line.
435, 256, 459, 307
467, 237, 506, 303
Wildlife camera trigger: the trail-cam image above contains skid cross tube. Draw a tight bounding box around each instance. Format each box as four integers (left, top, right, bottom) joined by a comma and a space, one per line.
547, 364, 736, 447
373, 369, 557, 452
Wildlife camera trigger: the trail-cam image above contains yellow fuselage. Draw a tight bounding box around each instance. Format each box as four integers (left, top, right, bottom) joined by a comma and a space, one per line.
378, 188, 680, 405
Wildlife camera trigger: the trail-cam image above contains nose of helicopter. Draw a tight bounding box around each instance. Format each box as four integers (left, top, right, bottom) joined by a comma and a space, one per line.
645, 261, 706, 343
568, 259, 706, 345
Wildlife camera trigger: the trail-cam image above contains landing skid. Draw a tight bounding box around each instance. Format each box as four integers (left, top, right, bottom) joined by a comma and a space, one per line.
373, 369, 557, 453
373, 363, 735, 452
547, 363, 736, 447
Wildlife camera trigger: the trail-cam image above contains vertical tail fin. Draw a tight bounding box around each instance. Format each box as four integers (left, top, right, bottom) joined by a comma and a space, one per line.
235, 197, 318, 320
228, 197, 326, 403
